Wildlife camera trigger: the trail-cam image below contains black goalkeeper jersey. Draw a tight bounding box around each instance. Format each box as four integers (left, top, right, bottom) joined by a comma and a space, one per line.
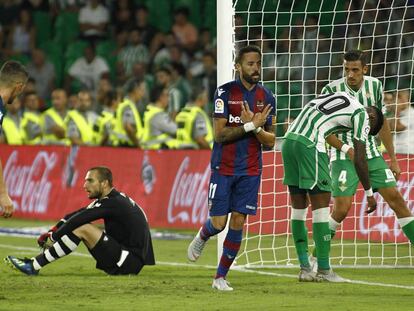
51, 188, 155, 265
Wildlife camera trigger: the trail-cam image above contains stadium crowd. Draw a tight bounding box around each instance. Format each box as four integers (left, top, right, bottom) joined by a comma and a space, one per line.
0, 0, 216, 149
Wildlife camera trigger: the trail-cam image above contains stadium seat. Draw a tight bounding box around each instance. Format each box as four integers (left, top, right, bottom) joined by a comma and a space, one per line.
10, 54, 30, 65
39, 41, 63, 87
145, 0, 171, 33
54, 11, 80, 49
96, 40, 117, 80
64, 40, 88, 74
33, 11, 52, 47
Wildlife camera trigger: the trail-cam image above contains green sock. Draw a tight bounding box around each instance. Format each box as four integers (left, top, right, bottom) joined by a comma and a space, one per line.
402, 220, 414, 244
291, 219, 309, 268
313, 222, 331, 270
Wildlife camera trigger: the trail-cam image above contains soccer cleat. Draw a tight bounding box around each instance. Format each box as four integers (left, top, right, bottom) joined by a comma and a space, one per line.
212, 277, 233, 291
187, 230, 206, 262
298, 267, 319, 282
308, 255, 318, 273
316, 269, 347, 283
4, 256, 39, 276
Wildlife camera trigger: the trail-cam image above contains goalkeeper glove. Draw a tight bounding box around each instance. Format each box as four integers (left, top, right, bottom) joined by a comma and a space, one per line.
37, 226, 57, 250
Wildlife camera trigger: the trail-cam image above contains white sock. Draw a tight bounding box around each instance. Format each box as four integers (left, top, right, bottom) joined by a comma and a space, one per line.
328, 215, 341, 232
397, 216, 414, 228
291, 208, 308, 221
312, 207, 329, 223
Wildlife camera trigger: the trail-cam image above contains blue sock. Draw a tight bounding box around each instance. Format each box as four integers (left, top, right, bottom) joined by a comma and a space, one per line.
199, 219, 221, 241
215, 228, 242, 279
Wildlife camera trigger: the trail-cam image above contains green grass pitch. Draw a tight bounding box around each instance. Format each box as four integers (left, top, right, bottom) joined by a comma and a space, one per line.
0, 219, 413, 310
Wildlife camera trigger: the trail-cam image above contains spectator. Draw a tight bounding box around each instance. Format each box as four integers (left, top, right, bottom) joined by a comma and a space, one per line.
93, 89, 119, 146
152, 32, 177, 68
155, 66, 183, 120
96, 76, 113, 107
6, 9, 36, 56
66, 44, 110, 94
27, 49, 55, 101
65, 90, 98, 146
21, 91, 43, 145
388, 89, 414, 154
112, 0, 134, 33
118, 28, 149, 76
172, 7, 198, 52
0, 97, 23, 145
141, 86, 177, 150
133, 4, 160, 50
175, 89, 213, 149
42, 89, 70, 145
111, 78, 145, 147
79, 0, 109, 42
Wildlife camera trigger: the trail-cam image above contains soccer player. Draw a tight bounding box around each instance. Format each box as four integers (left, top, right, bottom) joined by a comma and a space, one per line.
5, 166, 155, 275
0, 60, 28, 218
187, 45, 276, 291
283, 92, 383, 282
321, 50, 414, 249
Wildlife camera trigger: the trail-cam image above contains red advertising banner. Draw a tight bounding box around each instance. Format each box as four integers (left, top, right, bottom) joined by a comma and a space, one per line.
1, 145, 413, 242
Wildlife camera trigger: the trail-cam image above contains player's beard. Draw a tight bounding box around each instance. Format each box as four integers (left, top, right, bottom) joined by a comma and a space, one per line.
243, 71, 261, 85
7, 86, 19, 105
88, 187, 103, 199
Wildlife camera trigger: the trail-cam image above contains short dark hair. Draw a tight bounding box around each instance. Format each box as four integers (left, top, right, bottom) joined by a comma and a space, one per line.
0, 61, 29, 86
150, 85, 167, 103
123, 78, 143, 95
344, 50, 368, 66
235, 45, 262, 64
366, 106, 384, 136
89, 166, 113, 187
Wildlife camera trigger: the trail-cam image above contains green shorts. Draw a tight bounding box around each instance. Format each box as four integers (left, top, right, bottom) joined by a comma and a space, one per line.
282, 138, 331, 192
331, 157, 397, 197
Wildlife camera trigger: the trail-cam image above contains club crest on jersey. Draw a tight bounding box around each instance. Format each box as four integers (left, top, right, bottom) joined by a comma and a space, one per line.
256, 100, 264, 111
215, 98, 224, 113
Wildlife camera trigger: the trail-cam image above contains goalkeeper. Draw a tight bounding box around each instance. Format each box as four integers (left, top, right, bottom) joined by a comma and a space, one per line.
5, 166, 155, 275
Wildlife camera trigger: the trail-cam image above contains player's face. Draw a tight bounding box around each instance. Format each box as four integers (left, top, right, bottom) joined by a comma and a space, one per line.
84, 170, 105, 199
7, 81, 26, 105
344, 60, 367, 90
237, 52, 261, 86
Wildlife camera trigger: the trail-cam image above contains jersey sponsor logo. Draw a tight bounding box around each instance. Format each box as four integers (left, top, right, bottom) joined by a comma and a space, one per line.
215, 99, 224, 114
217, 88, 225, 96
228, 100, 243, 105
228, 114, 242, 124
256, 100, 264, 111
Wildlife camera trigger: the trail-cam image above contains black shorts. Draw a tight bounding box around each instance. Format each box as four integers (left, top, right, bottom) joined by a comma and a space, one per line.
89, 233, 143, 275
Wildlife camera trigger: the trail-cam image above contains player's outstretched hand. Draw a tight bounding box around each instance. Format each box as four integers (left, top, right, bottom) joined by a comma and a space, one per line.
366, 196, 377, 214
0, 193, 14, 218
241, 101, 254, 123
252, 104, 273, 128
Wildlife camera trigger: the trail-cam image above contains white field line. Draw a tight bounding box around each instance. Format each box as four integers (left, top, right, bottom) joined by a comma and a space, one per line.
1, 243, 413, 291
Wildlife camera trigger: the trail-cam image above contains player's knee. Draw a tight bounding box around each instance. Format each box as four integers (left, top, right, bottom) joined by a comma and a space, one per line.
229, 213, 246, 230
210, 217, 227, 231
73, 224, 94, 238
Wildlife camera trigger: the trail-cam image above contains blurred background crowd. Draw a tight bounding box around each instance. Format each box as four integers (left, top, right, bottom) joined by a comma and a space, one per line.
0, 0, 413, 150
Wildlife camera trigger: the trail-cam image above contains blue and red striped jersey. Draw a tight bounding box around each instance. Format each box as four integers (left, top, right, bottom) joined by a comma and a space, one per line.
210, 79, 276, 176
0, 96, 5, 127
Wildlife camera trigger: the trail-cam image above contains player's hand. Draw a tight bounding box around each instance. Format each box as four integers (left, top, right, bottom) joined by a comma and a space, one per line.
347, 148, 355, 162
37, 231, 54, 250
389, 159, 401, 181
252, 104, 273, 128
366, 196, 377, 214
0, 192, 14, 218
241, 101, 254, 123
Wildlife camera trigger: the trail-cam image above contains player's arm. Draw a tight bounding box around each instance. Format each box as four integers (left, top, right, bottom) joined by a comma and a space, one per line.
352, 111, 377, 213
255, 123, 276, 149
51, 205, 114, 241
214, 118, 246, 143
378, 120, 400, 180
326, 134, 354, 161
0, 160, 13, 218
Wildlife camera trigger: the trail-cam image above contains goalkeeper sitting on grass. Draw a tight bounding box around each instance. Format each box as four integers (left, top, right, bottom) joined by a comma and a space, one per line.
5, 166, 155, 275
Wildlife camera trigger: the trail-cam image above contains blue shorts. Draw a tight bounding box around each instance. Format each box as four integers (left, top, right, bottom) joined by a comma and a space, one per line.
208, 170, 261, 216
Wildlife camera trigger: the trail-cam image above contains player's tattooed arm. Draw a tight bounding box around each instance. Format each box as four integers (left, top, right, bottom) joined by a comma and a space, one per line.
214, 118, 246, 143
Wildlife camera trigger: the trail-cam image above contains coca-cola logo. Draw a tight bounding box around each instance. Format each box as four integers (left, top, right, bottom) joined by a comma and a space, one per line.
167, 157, 210, 224
4, 150, 57, 213
358, 178, 414, 239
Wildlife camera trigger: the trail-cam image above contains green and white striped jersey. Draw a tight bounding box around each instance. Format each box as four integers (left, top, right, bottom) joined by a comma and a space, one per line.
285, 92, 370, 153
321, 76, 383, 160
